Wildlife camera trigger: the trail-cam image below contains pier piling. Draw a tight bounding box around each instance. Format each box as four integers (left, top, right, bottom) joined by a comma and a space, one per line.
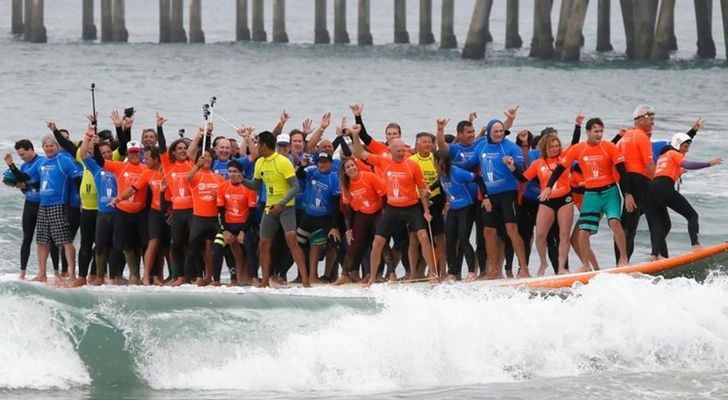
315, 0, 330, 44
555, 0, 574, 53
112, 0, 128, 42
12, 0, 24, 35
273, 0, 288, 43
252, 0, 266, 42
236, 0, 250, 41
189, 0, 205, 43
82, 0, 97, 40
462, 0, 488, 59
651, 0, 675, 60
169, 0, 186, 42
394, 0, 409, 44
440, 0, 456, 49
334, 0, 350, 43
23, 0, 30, 40
358, 0, 373, 46
596, 0, 613, 51
619, 0, 635, 58
561, 0, 589, 61
694, 0, 716, 59
28, 0, 46, 43
160, 0, 170, 43
723, 0, 728, 60
101, 0, 112, 42
505, 0, 522, 49
530, 0, 555, 59
419, 0, 435, 45
633, 0, 656, 59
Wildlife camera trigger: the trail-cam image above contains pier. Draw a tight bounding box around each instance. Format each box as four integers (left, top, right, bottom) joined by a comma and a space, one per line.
8, 0, 728, 60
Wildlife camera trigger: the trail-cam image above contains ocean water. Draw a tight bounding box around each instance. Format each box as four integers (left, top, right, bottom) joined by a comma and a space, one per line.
1, 0, 728, 398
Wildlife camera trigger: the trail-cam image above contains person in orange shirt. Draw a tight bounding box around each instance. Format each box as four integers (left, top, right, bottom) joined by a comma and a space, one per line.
119, 146, 171, 286
543, 118, 631, 272
507, 133, 573, 276
616, 105, 657, 261
215, 159, 257, 286
350, 124, 438, 286
160, 127, 194, 286
80, 132, 147, 285
334, 157, 386, 285
648, 133, 722, 258
187, 149, 225, 286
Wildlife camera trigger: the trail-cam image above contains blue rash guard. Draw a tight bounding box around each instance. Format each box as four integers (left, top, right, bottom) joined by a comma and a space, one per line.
302, 167, 341, 217
20, 155, 45, 203
82, 156, 118, 213
448, 136, 486, 198
211, 159, 230, 180
35, 153, 82, 207
463, 138, 524, 195
440, 166, 476, 210
66, 157, 83, 207
652, 140, 669, 163
522, 149, 542, 202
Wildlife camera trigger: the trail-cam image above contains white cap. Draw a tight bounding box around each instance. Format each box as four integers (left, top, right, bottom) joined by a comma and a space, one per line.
276, 134, 290, 146
127, 140, 142, 151
670, 133, 692, 149
633, 105, 655, 120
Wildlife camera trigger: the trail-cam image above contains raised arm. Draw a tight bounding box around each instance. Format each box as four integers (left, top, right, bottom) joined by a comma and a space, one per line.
272, 110, 290, 137
503, 105, 519, 131
686, 117, 704, 139
572, 111, 584, 145
187, 153, 205, 182
349, 124, 370, 161
156, 113, 168, 152
436, 117, 450, 151
47, 121, 78, 155
186, 127, 204, 160
304, 112, 332, 153
349, 104, 375, 145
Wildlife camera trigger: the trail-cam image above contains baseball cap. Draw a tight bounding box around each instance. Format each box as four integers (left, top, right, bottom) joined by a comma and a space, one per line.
317, 153, 333, 163
277, 134, 290, 146
127, 140, 142, 152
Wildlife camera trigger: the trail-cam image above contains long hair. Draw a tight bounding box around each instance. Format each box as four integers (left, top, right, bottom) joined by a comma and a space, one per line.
168, 138, 188, 163
434, 149, 452, 177
339, 156, 357, 195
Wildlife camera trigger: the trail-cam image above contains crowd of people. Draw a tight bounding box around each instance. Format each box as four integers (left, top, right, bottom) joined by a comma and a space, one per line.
2, 103, 723, 288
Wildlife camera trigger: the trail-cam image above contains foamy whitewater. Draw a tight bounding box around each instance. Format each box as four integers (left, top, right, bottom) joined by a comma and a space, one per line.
2, 273, 728, 398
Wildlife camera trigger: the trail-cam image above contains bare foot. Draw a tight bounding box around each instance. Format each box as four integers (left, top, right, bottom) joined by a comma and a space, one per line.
211, 281, 222, 287
129, 276, 142, 286
575, 265, 592, 273
350, 272, 362, 282
557, 268, 569, 275
517, 267, 531, 279
616, 258, 628, 269
90, 278, 105, 286
269, 279, 284, 289
30, 275, 47, 283
236, 278, 253, 287
168, 278, 186, 287
18, 270, 26, 280
86, 275, 97, 285
196, 277, 212, 287
463, 272, 476, 282
692, 244, 703, 252
505, 269, 514, 279
427, 274, 440, 284
536, 265, 548, 277
387, 272, 398, 282
301, 278, 312, 288
61, 272, 69, 279
65, 277, 87, 288
309, 277, 324, 286
446, 274, 458, 282
333, 275, 352, 286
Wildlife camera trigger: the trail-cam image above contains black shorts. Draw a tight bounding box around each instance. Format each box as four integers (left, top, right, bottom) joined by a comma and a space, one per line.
480, 191, 519, 228
224, 222, 248, 235
541, 193, 573, 212
376, 204, 427, 239
297, 214, 332, 246
429, 195, 446, 236
148, 209, 170, 243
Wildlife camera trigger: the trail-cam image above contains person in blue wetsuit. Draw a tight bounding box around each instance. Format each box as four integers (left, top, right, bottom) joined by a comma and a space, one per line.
295, 152, 341, 285
24, 135, 83, 283
462, 118, 529, 279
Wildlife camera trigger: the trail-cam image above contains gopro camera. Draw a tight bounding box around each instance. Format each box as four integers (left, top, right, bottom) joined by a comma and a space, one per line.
124, 107, 135, 118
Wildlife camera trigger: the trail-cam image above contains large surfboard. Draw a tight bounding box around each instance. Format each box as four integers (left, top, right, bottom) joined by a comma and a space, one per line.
501, 242, 728, 289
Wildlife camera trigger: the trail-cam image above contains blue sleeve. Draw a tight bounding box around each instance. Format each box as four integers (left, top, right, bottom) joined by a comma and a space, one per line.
452, 166, 475, 184
331, 173, 341, 196
60, 155, 79, 177
83, 156, 101, 175
461, 142, 483, 170
509, 142, 525, 167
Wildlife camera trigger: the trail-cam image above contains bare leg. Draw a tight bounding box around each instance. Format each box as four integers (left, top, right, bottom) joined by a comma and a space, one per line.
556, 204, 574, 274
608, 219, 629, 268
534, 206, 555, 277
407, 232, 422, 279
505, 223, 530, 278
577, 230, 599, 272
308, 244, 324, 284
143, 239, 160, 285
365, 235, 387, 287
63, 243, 77, 280
435, 233, 446, 277
259, 237, 273, 287
33, 244, 49, 282
415, 229, 438, 281
285, 231, 311, 288
481, 228, 503, 279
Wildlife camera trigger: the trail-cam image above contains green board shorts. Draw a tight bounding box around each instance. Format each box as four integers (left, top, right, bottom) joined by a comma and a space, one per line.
578, 185, 622, 234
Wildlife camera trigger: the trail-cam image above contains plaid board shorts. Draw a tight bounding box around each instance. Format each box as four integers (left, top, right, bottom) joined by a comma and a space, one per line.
36, 204, 72, 245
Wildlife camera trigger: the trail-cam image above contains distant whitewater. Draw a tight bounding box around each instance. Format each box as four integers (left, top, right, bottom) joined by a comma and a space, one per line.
2, 273, 728, 395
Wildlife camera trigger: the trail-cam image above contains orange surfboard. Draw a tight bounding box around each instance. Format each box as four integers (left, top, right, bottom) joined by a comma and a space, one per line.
503, 242, 728, 289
